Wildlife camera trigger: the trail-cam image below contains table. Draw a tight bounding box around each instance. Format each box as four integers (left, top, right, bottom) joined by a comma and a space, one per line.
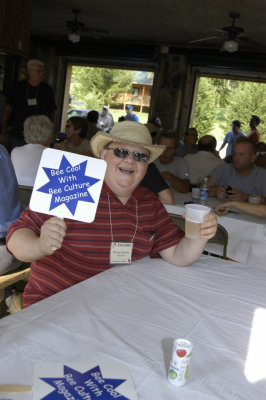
165, 192, 266, 267
0, 256, 265, 399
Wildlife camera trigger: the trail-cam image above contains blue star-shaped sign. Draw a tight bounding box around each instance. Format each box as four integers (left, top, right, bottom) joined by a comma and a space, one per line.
37, 155, 100, 215
40, 365, 130, 399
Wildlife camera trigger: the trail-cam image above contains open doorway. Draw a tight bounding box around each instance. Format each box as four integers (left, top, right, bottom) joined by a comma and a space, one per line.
190, 76, 266, 158
60, 64, 154, 131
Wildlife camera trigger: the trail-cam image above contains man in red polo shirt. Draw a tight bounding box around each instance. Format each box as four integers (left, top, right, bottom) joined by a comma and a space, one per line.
7, 121, 217, 307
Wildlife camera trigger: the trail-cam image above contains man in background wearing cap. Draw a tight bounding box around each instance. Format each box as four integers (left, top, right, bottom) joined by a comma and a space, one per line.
7, 121, 217, 308
124, 105, 139, 122
97, 106, 114, 132
219, 120, 246, 160
247, 115, 261, 144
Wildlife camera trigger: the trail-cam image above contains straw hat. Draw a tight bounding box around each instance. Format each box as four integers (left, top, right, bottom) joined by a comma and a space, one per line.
90, 121, 165, 163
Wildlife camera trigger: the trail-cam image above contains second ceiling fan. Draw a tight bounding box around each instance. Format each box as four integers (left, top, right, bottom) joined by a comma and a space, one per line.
190, 12, 245, 53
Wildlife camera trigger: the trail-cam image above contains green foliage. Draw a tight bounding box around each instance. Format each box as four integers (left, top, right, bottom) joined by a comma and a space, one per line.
70, 66, 135, 109
193, 78, 217, 137
193, 77, 266, 142
222, 81, 266, 141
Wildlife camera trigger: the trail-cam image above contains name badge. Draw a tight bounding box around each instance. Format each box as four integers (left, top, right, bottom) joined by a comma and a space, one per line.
28, 98, 37, 106
110, 242, 133, 264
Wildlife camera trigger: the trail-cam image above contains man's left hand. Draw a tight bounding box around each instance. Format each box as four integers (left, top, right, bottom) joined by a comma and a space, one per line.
227, 189, 248, 201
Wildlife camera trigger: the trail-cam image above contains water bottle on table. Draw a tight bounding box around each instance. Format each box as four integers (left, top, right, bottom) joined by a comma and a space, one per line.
199, 177, 209, 205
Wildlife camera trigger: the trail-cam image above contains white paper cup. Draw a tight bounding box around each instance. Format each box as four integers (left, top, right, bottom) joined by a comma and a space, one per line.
248, 195, 260, 204
192, 187, 200, 201
185, 204, 210, 239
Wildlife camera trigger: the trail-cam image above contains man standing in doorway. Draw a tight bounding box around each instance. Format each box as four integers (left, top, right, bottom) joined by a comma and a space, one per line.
0, 59, 56, 149
219, 120, 246, 160
247, 115, 261, 144
124, 105, 139, 122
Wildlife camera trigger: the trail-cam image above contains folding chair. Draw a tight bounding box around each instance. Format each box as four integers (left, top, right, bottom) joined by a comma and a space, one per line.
18, 185, 33, 208
168, 213, 228, 259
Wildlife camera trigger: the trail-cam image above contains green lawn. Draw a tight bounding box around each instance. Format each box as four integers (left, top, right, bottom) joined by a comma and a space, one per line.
110, 108, 149, 124
210, 122, 225, 142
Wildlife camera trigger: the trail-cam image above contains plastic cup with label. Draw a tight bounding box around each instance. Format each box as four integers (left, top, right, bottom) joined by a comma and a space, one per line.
192, 187, 200, 203
185, 204, 210, 239
168, 339, 193, 387
248, 195, 260, 204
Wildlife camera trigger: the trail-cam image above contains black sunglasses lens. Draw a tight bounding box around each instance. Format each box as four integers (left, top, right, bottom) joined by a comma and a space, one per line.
134, 153, 149, 162
113, 147, 129, 158
111, 147, 149, 162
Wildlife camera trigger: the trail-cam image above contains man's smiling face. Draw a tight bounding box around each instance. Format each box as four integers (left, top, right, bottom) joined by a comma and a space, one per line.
101, 141, 149, 202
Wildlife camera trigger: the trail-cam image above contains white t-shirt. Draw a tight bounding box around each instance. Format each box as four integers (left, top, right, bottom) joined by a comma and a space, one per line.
154, 157, 189, 179
11, 143, 46, 186
185, 151, 224, 184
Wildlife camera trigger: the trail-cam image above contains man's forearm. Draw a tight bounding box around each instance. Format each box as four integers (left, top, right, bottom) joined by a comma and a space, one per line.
233, 200, 266, 216
7, 228, 44, 262
166, 173, 189, 193
160, 236, 207, 266
219, 142, 226, 152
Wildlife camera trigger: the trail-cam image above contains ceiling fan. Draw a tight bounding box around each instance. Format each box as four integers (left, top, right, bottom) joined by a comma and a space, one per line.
66, 9, 108, 43
189, 12, 245, 53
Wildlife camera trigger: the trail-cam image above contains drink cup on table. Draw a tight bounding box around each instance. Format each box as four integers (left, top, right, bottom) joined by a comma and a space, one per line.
185, 203, 210, 239
192, 187, 200, 203
248, 195, 260, 204
168, 338, 193, 387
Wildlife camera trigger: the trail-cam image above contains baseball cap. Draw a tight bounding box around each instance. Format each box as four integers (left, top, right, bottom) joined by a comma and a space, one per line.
232, 120, 241, 128
126, 105, 133, 110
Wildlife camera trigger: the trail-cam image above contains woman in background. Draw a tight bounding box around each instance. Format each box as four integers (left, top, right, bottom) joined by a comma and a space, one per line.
11, 115, 53, 186
56, 116, 91, 156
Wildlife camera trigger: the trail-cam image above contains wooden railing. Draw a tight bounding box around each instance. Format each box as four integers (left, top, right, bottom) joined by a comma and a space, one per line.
114, 93, 151, 111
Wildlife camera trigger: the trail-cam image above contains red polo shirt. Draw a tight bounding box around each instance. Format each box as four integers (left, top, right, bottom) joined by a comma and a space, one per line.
7, 183, 184, 307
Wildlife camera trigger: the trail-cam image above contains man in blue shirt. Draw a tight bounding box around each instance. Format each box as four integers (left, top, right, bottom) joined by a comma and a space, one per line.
0, 145, 21, 240
124, 105, 139, 122
219, 120, 246, 158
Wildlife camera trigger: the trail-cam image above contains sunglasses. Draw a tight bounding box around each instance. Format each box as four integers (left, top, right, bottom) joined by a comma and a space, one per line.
105, 147, 150, 163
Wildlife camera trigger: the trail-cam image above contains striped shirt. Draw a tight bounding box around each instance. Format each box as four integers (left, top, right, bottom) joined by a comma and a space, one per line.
7, 183, 184, 307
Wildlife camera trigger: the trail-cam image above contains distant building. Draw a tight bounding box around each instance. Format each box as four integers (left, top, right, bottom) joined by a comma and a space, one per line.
116, 71, 154, 112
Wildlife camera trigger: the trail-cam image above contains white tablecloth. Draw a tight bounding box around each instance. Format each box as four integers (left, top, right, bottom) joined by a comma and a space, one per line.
165, 192, 266, 267
0, 255, 265, 399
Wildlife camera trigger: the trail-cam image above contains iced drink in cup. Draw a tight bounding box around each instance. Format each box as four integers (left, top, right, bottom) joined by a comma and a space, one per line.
185, 203, 210, 239
168, 339, 193, 387
248, 195, 260, 204
192, 187, 200, 202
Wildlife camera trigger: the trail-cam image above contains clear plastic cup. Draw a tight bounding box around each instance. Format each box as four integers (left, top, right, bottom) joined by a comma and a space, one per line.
248, 195, 260, 204
192, 187, 200, 202
185, 204, 210, 239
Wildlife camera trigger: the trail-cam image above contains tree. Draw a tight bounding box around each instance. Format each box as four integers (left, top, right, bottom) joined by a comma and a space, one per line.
193, 78, 218, 137
221, 81, 266, 141
70, 66, 134, 109
192, 77, 266, 143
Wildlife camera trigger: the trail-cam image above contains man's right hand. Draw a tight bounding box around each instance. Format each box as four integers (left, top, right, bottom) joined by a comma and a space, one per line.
215, 186, 227, 199
37, 217, 66, 257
